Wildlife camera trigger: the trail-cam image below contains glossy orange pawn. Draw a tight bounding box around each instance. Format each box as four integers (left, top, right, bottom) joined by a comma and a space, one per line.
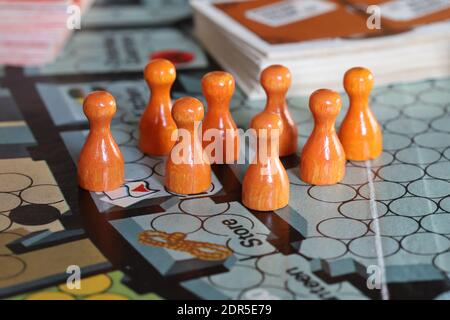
139, 59, 177, 156
250, 64, 297, 157
78, 91, 124, 192
165, 97, 211, 195
339, 67, 382, 160
242, 112, 289, 211
202, 71, 239, 164
300, 89, 346, 185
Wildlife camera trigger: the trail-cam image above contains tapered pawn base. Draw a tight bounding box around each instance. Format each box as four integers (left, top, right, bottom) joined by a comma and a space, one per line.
165, 163, 211, 195
242, 164, 289, 211
299, 158, 345, 186
78, 167, 124, 192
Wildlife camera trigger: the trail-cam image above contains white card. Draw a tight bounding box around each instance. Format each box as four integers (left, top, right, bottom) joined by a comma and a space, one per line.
245, 0, 337, 27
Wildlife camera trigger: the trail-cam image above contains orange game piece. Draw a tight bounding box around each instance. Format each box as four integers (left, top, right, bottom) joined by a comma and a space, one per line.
139, 59, 177, 156
201, 71, 239, 163
242, 112, 289, 211
339, 67, 382, 160
250, 64, 298, 157
165, 97, 211, 195
78, 91, 124, 192
300, 89, 346, 185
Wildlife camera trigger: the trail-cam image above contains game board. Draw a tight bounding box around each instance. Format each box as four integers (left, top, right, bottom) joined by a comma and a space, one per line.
1, 1, 449, 300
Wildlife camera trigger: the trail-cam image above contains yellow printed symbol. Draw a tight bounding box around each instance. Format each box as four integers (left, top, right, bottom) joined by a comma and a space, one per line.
138, 230, 232, 261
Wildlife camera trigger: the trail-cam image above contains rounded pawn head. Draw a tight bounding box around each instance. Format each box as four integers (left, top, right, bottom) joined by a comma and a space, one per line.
309, 89, 342, 121
251, 112, 283, 138
344, 66, 374, 97
172, 96, 204, 126
83, 91, 116, 122
260, 64, 292, 95
144, 58, 176, 86
201, 71, 235, 102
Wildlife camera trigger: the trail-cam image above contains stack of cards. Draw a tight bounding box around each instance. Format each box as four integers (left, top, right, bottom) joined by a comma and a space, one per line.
192, 0, 450, 99
0, 0, 93, 66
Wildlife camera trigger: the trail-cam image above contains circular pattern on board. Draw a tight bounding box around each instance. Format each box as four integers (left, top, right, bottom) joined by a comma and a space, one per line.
359, 181, 406, 201
341, 166, 374, 186
20, 185, 64, 204
371, 104, 400, 121
0, 255, 26, 279
59, 274, 112, 296
299, 237, 348, 259
308, 184, 357, 203
179, 198, 230, 217
444, 147, 450, 161
111, 129, 131, 145
426, 162, 450, 180
0, 232, 22, 255
124, 163, 153, 181
132, 128, 139, 141
241, 286, 294, 300
403, 103, 443, 120
153, 161, 165, 176
382, 134, 412, 151
151, 213, 202, 234
407, 179, 450, 198
339, 200, 388, 220
0, 214, 12, 233
395, 147, 441, 165
419, 89, 450, 105
385, 119, 428, 135
433, 252, 450, 273
0, 193, 21, 212
440, 196, 450, 212
349, 236, 399, 258
0, 173, 32, 192
374, 89, 416, 107
390, 197, 437, 217
394, 81, 433, 93
420, 213, 450, 235
209, 265, 263, 290
401, 233, 450, 255
434, 78, 450, 91
415, 132, 450, 148
350, 151, 394, 168
369, 215, 419, 237
9, 204, 60, 226
121, 146, 144, 163
431, 116, 450, 133
317, 217, 368, 240
378, 164, 424, 183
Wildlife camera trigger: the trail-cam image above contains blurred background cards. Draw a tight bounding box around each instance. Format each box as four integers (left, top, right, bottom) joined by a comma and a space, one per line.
192, 0, 450, 99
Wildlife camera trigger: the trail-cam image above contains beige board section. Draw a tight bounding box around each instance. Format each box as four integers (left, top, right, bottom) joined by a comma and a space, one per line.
0, 158, 69, 233
0, 227, 107, 293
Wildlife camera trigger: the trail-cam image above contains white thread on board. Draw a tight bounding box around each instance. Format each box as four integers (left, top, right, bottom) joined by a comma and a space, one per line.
365, 160, 390, 300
